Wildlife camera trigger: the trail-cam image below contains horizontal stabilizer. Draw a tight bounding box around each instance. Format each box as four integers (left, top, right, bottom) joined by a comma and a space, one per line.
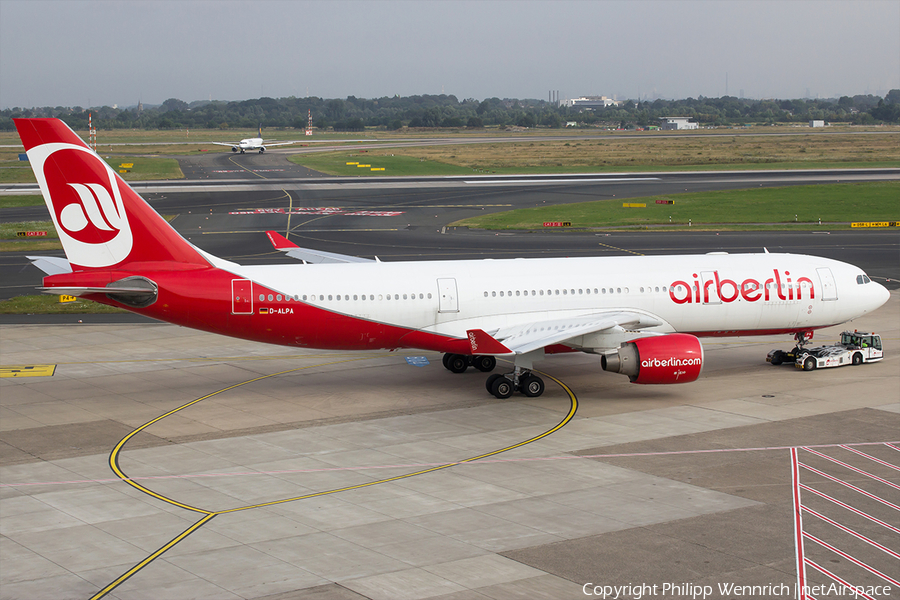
265, 231, 374, 264
27, 256, 72, 276
38, 286, 158, 297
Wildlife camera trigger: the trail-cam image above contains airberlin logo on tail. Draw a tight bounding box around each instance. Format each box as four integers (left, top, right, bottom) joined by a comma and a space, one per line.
28, 143, 133, 268
669, 270, 816, 304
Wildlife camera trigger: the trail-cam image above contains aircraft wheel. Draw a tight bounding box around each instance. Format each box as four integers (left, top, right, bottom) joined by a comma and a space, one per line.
520, 374, 545, 398
442, 353, 452, 370
852, 352, 863, 366
485, 373, 502, 393
490, 376, 514, 399
473, 355, 496, 372
446, 354, 468, 374
804, 357, 817, 371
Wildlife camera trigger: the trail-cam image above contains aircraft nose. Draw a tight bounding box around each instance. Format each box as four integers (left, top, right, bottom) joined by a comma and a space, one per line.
869, 281, 891, 311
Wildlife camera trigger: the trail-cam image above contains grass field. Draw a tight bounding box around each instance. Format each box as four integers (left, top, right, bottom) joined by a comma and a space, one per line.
0, 294, 126, 314
451, 181, 900, 230
0, 195, 45, 209
288, 152, 479, 176
0, 220, 62, 251
287, 130, 900, 176
3, 127, 899, 181
1, 220, 57, 239
0, 156, 183, 184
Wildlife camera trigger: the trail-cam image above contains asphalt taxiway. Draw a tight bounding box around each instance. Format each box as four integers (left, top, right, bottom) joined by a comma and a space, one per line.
2, 161, 899, 301
2, 293, 898, 599
2, 154, 899, 599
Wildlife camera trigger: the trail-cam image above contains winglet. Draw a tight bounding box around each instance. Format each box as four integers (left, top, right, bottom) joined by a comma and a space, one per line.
466, 329, 513, 355
266, 230, 298, 250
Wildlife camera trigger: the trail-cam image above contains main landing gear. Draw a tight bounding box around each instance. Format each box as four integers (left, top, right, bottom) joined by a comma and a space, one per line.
441, 353, 545, 399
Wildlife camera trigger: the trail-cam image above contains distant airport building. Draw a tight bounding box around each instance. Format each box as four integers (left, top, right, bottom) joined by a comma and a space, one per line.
565, 96, 623, 109
659, 117, 698, 130
809, 120, 825, 127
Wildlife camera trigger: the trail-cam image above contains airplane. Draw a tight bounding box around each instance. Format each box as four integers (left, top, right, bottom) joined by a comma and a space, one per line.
210, 124, 298, 153
15, 118, 891, 399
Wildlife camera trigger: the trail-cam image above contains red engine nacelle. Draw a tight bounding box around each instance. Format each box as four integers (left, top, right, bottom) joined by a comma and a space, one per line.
601, 333, 704, 384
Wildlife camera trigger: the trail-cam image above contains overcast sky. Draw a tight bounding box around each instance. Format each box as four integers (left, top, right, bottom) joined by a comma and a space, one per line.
1, 0, 898, 109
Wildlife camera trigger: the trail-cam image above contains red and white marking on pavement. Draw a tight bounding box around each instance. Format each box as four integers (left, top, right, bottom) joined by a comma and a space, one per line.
228, 207, 404, 216
792, 443, 899, 600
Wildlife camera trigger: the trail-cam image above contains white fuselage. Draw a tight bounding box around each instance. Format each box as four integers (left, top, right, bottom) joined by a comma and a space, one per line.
217, 252, 888, 348
238, 137, 264, 151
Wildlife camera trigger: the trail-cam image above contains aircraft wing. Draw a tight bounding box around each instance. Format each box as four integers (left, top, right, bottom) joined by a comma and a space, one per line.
266, 231, 375, 264
261, 140, 300, 147
467, 311, 664, 356
209, 141, 239, 147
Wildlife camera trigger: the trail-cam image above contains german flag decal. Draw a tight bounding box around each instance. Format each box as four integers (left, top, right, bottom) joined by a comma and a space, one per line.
259, 308, 269, 314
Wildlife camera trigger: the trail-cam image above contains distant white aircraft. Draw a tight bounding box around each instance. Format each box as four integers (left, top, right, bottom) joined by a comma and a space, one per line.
210, 125, 298, 153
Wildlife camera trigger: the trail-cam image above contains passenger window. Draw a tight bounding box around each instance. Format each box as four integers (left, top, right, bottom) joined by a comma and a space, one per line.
259, 294, 265, 301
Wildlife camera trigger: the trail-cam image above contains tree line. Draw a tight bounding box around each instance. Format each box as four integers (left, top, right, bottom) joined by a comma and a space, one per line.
2, 90, 899, 132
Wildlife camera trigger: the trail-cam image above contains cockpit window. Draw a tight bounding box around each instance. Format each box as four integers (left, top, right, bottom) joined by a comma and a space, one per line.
856, 274, 871, 284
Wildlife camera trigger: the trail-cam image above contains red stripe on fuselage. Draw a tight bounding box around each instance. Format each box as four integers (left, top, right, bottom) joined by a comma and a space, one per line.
78, 267, 469, 352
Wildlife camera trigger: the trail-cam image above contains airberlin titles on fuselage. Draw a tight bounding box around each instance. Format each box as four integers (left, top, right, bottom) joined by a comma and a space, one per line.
669, 269, 815, 305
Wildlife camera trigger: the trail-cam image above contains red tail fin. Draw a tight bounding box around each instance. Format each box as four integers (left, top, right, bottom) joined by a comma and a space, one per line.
15, 118, 208, 271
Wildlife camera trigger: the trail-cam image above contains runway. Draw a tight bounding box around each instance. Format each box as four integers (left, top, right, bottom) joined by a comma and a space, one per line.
2, 159, 899, 302
2, 152, 899, 599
